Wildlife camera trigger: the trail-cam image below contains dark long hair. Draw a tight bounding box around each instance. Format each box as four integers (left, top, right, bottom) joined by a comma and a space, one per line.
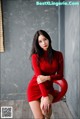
30, 30, 54, 63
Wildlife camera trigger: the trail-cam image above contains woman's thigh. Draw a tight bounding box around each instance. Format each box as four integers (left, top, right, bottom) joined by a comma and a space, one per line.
29, 100, 44, 119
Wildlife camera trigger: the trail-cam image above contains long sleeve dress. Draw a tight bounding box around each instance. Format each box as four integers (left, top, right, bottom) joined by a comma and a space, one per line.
27, 50, 64, 102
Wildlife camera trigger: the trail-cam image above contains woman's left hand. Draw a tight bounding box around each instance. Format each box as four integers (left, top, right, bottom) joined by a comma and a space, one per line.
37, 75, 50, 84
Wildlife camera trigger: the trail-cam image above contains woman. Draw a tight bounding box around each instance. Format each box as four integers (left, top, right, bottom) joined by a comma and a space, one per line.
27, 30, 64, 119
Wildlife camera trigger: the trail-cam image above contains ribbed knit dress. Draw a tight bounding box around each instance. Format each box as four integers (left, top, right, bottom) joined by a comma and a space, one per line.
27, 50, 64, 102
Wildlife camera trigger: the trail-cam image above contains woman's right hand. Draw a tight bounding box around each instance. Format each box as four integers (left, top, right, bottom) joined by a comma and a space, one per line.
40, 96, 51, 113
40, 94, 53, 113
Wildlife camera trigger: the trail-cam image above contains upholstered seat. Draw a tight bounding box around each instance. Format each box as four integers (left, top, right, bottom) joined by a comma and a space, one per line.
52, 79, 68, 103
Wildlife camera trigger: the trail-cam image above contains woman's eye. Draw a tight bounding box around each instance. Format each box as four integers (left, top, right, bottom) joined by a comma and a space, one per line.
39, 40, 42, 43
44, 38, 47, 41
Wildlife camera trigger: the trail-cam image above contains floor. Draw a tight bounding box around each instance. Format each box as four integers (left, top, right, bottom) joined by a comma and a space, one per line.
0, 100, 73, 119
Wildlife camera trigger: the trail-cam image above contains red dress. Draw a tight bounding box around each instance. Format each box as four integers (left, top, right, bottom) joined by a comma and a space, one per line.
27, 50, 64, 102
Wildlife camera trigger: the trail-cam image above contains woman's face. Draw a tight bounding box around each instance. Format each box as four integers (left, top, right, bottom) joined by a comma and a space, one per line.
38, 35, 49, 51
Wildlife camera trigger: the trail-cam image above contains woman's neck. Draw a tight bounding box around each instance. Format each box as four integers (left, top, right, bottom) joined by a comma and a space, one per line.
43, 50, 48, 56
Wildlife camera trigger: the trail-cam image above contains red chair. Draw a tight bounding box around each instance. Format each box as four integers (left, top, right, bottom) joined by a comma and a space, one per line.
52, 79, 68, 103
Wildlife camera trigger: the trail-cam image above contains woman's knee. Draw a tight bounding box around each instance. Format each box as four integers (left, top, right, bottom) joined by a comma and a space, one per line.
41, 106, 52, 118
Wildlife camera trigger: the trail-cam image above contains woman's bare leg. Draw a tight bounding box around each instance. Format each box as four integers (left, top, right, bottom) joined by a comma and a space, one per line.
40, 94, 53, 119
44, 107, 52, 119
29, 100, 45, 119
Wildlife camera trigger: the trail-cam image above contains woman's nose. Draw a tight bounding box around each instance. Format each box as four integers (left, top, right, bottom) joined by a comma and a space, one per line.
42, 41, 45, 45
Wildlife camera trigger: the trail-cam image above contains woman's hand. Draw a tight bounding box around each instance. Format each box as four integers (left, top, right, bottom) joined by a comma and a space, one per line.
41, 96, 51, 113
40, 95, 53, 113
37, 75, 50, 84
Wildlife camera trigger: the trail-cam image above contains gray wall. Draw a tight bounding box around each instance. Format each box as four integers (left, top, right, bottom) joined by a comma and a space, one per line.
64, 1, 80, 118
58, 5, 65, 54
1, 0, 58, 100
1, 0, 80, 118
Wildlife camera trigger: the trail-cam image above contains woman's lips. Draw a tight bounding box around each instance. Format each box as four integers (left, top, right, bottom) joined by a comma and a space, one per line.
44, 45, 47, 47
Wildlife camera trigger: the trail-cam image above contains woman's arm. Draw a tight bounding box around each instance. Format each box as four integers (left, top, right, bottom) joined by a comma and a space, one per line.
31, 54, 48, 97
50, 52, 64, 81
31, 54, 41, 76
37, 75, 50, 84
